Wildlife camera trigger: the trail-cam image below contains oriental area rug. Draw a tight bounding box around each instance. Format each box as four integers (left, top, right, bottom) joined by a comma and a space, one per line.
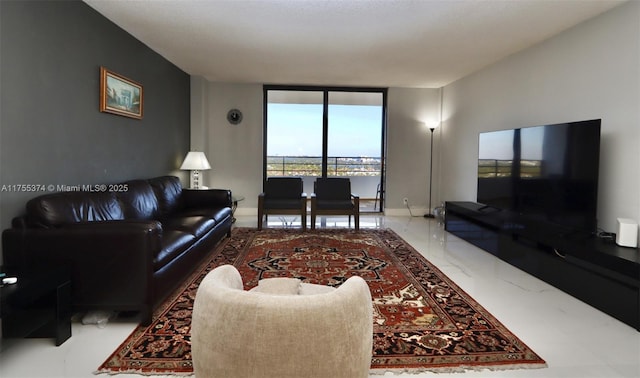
97, 228, 546, 375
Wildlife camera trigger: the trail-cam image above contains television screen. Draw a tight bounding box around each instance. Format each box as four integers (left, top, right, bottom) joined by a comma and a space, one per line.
477, 119, 601, 234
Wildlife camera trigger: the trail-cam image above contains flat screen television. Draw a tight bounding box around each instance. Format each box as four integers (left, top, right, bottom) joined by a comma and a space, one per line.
477, 119, 601, 234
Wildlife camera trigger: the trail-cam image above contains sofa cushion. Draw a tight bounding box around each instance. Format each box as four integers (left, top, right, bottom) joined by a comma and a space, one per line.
163, 215, 216, 238
26, 191, 124, 228
154, 229, 196, 270
117, 180, 159, 220
148, 176, 183, 218
211, 208, 232, 224
180, 207, 232, 224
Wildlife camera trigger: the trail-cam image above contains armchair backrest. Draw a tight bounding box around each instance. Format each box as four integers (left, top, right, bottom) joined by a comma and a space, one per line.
192, 265, 373, 378
265, 177, 303, 199
314, 178, 352, 200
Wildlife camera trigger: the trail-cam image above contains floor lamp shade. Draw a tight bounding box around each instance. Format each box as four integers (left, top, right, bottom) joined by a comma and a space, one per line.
180, 151, 211, 189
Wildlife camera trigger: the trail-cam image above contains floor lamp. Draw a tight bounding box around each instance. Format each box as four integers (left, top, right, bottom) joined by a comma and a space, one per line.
424, 126, 436, 218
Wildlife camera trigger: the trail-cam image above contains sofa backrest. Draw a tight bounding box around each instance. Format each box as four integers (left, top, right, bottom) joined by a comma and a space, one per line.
117, 180, 160, 220
26, 191, 124, 228
148, 176, 184, 218
21, 176, 185, 228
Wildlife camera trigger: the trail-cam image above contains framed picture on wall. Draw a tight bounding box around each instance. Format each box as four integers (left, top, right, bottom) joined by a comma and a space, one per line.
99, 66, 143, 119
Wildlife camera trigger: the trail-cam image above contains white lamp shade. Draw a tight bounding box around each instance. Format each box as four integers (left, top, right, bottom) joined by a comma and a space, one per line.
180, 151, 211, 170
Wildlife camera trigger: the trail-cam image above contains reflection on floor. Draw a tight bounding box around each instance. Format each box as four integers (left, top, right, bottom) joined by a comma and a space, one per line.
1, 215, 638, 378
263, 214, 385, 230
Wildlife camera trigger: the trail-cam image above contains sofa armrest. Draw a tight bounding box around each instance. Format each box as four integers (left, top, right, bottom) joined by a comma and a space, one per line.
182, 189, 232, 209
2, 220, 162, 310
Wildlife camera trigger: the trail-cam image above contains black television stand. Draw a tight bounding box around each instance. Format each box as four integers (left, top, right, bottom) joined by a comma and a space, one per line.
445, 201, 640, 331
477, 205, 501, 213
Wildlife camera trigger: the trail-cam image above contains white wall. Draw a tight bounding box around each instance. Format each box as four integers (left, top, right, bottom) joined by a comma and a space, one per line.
386, 87, 441, 215
439, 1, 640, 233
191, 80, 264, 210
191, 81, 441, 217
190, 3, 638, 228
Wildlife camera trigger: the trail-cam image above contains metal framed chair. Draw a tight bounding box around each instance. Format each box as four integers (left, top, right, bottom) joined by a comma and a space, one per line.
257, 177, 307, 230
310, 177, 359, 230
374, 182, 383, 210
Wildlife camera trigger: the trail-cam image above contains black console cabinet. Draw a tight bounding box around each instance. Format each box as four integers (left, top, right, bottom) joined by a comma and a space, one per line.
1, 266, 71, 345
445, 201, 640, 331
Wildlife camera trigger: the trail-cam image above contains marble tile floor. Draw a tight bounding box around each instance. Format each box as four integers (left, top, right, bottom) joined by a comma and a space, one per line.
0, 215, 638, 378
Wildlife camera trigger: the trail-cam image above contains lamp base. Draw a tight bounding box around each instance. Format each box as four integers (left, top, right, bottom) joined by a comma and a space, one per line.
191, 170, 200, 189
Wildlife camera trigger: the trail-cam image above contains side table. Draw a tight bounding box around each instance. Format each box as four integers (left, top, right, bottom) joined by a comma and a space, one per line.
0, 265, 72, 346
231, 195, 245, 223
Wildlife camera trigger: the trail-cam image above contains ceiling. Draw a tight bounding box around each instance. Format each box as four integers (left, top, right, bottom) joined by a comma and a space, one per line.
84, 0, 624, 88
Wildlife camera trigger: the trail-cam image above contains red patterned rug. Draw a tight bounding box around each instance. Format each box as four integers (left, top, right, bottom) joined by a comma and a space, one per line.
97, 228, 546, 375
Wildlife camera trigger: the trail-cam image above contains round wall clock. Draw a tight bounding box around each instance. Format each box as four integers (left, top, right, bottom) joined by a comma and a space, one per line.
226, 108, 243, 125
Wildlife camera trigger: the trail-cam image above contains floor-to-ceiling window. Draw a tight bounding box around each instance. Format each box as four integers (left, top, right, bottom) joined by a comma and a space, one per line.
264, 86, 387, 211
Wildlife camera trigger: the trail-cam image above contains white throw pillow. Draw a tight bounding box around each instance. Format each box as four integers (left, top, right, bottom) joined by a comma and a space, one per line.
249, 277, 301, 295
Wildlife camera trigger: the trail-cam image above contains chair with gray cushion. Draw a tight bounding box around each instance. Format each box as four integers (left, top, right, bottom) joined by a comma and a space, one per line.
191, 264, 373, 378
311, 177, 359, 230
257, 177, 307, 230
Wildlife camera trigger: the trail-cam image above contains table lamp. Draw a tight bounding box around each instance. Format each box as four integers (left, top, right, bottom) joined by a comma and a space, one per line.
180, 151, 211, 189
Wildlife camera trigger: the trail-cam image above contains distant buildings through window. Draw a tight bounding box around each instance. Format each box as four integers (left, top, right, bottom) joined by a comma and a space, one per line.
264, 86, 387, 210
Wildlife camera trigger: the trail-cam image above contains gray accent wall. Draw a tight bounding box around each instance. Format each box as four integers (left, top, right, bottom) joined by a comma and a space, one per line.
0, 0, 190, 257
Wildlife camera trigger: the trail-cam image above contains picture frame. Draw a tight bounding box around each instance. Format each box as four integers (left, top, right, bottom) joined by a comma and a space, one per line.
99, 66, 143, 119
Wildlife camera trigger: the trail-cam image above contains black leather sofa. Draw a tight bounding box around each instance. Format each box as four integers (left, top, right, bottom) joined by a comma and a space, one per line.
2, 176, 232, 325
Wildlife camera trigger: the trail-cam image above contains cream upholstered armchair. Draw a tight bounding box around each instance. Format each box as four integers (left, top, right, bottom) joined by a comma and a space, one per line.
191, 265, 373, 378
